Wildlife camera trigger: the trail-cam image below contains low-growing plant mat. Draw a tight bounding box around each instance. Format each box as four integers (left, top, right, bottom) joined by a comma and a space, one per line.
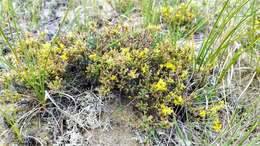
0, 0, 259, 145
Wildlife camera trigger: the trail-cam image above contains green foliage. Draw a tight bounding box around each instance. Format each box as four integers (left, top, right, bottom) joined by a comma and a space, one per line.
80, 22, 227, 132
111, 0, 135, 15
141, 0, 204, 40
86, 25, 194, 127
0, 0, 258, 144
0, 108, 23, 143
161, 3, 198, 31
141, 0, 159, 25
0, 33, 85, 104
196, 0, 252, 74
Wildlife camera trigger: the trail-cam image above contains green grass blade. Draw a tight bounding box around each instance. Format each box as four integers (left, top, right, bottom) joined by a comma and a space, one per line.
237, 122, 258, 146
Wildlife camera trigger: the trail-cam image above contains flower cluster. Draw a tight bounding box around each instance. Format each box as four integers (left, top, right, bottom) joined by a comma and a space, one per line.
193, 99, 225, 132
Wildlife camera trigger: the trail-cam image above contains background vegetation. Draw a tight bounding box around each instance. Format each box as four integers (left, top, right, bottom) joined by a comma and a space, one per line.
0, 0, 259, 145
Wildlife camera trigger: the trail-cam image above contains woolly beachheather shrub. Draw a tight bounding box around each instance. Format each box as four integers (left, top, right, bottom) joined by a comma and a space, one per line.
1, 33, 85, 104
85, 22, 224, 131
86, 28, 193, 127
161, 3, 201, 32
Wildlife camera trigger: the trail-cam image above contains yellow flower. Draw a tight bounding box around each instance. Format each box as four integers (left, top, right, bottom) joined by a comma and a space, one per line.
25, 37, 34, 45
164, 62, 176, 72
75, 40, 82, 46
89, 53, 97, 61
48, 76, 62, 90
56, 47, 63, 53
122, 48, 130, 54
162, 6, 171, 18
168, 78, 174, 83
176, 11, 181, 18
128, 69, 137, 78
154, 79, 167, 92
111, 75, 117, 81
42, 43, 51, 50
138, 48, 149, 58
209, 101, 225, 114
180, 71, 188, 79
61, 53, 68, 61
161, 104, 173, 116
212, 119, 222, 132
106, 57, 115, 66
177, 83, 186, 91
58, 42, 65, 49
39, 48, 50, 58
187, 12, 194, 21
141, 64, 149, 74
199, 110, 206, 118
122, 48, 132, 61
154, 48, 161, 55
173, 96, 184, 105
160, 64, 164, 69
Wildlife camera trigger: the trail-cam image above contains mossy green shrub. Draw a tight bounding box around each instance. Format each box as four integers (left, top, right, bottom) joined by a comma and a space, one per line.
86, 25, 194, 127
85, 22, 226, 132
87, 22, 157, 50
1, 33, 85, 104
141, 1, 204, 40
161, 3, 201, 33
109, 0, 135, 15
